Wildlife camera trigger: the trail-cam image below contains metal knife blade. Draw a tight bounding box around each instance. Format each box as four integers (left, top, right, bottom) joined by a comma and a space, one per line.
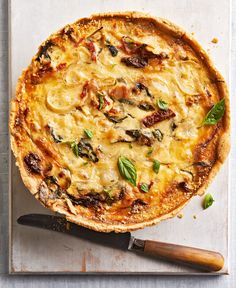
17, 214, 132, 251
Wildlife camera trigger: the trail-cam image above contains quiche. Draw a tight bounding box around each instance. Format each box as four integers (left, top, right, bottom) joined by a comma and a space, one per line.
10, 12, 230, 232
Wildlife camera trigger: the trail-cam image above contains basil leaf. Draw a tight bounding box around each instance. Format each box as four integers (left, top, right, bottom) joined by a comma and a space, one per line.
118, 156, 137, 186
97, 92, 105, 110
146, 147, 153, 157
202, 99, 225, 125
70, 141, 79, 157
84, 129, 93, 139
103, 188, 113, 199
99, 96, 104, 110
110, 63, 117, 69
140, 183, 149, 193
157, 99, 168, 110
203, 193, 214, 209
77, 139, 98, 163
153, 159, 160, 174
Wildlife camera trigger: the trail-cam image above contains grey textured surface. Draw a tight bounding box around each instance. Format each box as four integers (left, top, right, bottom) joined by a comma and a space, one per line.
0, 0, 236, 286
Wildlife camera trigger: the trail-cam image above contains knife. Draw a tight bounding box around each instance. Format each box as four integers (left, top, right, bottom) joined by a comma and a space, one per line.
17, 214, 224, 272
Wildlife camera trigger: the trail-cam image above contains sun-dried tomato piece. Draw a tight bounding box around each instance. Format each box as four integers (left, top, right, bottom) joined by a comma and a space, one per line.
85, 41, 97, 62
142, 109, 176, 127
121, 56, 148, 68
80, 81, 89, 99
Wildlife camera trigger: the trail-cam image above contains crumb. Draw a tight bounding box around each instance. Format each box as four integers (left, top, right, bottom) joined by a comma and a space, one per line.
191, 32, 195, 36
177, 213, 183, 219
211, 37, 218, 44
193, 215, 197, 219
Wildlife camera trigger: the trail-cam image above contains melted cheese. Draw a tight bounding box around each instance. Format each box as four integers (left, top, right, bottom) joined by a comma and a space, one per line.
13, 16, 223, 227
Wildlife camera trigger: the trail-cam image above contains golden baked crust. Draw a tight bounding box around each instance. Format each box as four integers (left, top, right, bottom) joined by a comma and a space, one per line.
10, 12, 230, 232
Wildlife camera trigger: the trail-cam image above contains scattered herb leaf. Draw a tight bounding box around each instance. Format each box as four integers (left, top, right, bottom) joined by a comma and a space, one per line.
103, 188, 111, 193
97, 92, 105, 110
203, 193, 214, 209
99, 96, 104, 110
202, 99, 225, 125
153, 160, 160, 174
84, 129, 93, 139
70, 141, 79, 157
140, 183, 149, 193
103, 188, 113, 199
110, 63, 117, 69
118, 156, 137, 186
157, 99, 168, 110
146, 147, 154, 157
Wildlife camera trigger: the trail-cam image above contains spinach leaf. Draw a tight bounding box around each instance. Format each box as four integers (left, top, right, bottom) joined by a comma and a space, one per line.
36, 40, 54, 61
138, 102, 155, 111
136, 83, 152, 97
70, 141, 79, 157
152, 129, 163, 142
50, 129, 63, 143
107, 45, 118, 57
70, 139, 98, 162
104, 113, 128, 123
153, 159, 160, 174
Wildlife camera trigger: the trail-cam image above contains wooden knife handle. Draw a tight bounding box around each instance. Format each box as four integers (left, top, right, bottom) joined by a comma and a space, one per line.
144, 240, 224, 271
